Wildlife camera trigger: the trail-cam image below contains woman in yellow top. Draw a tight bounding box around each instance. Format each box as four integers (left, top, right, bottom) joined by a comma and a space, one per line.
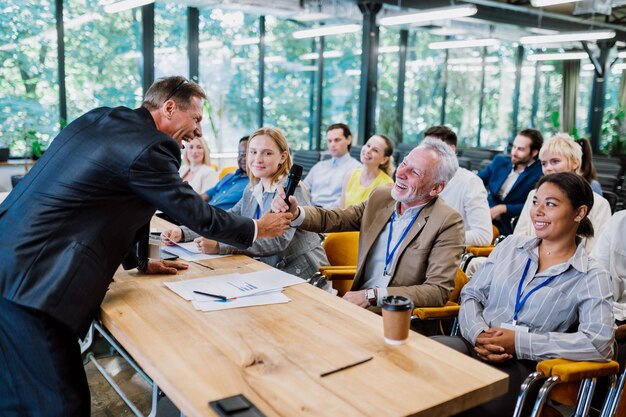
340, 134, 395, 208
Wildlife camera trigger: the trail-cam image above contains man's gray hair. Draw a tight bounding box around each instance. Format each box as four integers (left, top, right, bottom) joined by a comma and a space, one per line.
417, 137, 458, 185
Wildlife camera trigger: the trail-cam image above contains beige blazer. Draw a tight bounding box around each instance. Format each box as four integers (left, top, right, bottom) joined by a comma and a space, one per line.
302, 186, 465, 307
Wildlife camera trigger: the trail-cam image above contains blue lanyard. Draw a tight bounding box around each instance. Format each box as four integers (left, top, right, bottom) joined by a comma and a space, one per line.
384, 207, 424, 275
513, 258, 558, 324
255, 205, 261, 219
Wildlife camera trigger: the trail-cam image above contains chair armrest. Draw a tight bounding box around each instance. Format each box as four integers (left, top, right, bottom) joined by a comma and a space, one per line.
412, 303, 460, 320
318, 266, 357, 281
465, 245, 494, 257
537, 358, 620, 383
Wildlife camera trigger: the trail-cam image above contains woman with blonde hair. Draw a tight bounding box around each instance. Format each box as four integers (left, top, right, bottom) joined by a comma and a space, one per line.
179, 136, 218, 195
339, 134, 394, 208
514, 133, 611, 251
164, 127, 328, 278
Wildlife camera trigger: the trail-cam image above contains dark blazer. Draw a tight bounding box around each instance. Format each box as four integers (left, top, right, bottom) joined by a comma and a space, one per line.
478, 154, 543, 235
0, 106, 255, 335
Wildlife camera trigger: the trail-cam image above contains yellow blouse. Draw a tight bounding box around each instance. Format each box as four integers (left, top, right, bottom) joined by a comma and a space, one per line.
344, 168, 393, 207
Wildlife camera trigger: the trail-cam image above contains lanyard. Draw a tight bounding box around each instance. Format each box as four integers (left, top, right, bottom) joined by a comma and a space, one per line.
513, 258, 558, 324
255, 205, 261, 219
384, 207, 424, 276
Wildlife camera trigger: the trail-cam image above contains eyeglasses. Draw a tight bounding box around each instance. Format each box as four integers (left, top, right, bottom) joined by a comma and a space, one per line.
164, 79, 188, 102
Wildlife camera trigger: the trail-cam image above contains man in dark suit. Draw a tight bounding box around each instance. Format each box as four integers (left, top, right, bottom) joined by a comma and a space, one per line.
478, 129, 543, 236
0, 76, 292, 417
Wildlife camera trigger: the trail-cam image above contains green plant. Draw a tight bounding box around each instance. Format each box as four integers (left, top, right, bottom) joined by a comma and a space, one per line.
601, 105, 626, 156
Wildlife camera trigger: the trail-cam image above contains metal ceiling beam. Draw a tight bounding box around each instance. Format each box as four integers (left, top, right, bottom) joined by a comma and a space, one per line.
378, 0, 626, 42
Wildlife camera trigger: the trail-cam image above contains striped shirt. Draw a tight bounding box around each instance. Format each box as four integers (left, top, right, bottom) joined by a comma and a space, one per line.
459, 235, 614, 362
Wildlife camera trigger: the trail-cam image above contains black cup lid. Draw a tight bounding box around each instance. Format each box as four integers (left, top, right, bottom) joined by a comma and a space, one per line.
382, 295, 413, 311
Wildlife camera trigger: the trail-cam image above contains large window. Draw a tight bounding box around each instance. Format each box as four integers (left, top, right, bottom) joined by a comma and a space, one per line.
154, 2, 188, 79
535, 61, 563, 139
375, 26, 401, 142
402, 30, 444, 145
0, 1, 59, 156
322, 32, 361, 146
64, 0, 142, 121
198, 9, 259, 154
264, 17, 313, 150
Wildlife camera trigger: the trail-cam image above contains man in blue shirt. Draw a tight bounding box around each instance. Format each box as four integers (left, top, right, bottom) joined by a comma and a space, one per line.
202, 136, 249, 210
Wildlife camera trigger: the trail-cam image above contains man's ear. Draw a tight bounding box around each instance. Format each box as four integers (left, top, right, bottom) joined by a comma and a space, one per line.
430, 182, 445, 196
162, 100, 176, 119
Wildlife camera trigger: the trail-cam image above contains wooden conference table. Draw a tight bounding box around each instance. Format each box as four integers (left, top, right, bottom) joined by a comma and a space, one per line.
100, 227, 507, 417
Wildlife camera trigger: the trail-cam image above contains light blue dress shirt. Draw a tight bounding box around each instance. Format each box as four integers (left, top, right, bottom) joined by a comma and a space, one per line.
303, 153, 361, 208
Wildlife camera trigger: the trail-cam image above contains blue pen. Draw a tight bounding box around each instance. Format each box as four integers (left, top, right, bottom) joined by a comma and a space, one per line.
193, 290, 228, 301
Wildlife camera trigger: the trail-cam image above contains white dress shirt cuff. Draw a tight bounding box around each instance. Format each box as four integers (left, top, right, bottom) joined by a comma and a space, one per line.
291, 206, 306, 227
376, 287, 388, 307
252, 219, 258, 242
515, 330, 532, 360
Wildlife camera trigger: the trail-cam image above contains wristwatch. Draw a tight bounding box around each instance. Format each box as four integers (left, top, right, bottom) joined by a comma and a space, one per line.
365, 288, 377, 307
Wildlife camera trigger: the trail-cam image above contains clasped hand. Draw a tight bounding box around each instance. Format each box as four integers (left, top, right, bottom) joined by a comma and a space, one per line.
271, 185, 300, 218
474, 327, 516, 363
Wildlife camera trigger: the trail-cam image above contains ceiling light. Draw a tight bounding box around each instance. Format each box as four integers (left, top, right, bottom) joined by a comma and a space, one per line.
379, 5, 477, 26
530, 0, 583, 6
264, 56, 285, 63
613, 63, 626, 71
527, 51, 588, 61
292, 24, 361, 39
428, 38, 498, 50
582, 63, 595, 71
618, 51, 626, 59
540, 65, 556, 71
520, 30, 616, 45
299, 51, 343, 60
447, 56, 499, 64
232, 35, 275, 46
104, 0, 154, 13
297, 65, 318, 72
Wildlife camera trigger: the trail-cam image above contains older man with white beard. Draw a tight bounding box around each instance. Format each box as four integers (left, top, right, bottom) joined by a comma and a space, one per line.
273, 138, 465, 326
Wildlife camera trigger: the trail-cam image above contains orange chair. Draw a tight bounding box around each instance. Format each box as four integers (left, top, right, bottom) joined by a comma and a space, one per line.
465, 224, 499, 257
218, 165, 238, 180
411, 268, 468, 335
318, 232, 359, 296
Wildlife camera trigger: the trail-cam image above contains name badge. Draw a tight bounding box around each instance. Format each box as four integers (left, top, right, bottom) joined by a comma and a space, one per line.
501, 322, 529, 333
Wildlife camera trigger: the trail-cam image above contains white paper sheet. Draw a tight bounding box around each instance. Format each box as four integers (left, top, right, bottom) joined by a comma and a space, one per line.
164, 269, 305, 302
161, 244, 228, 261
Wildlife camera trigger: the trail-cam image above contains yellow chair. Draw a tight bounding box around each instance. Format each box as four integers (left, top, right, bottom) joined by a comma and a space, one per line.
218, 165, 238, 180
411, 268, 468, 335
514, 324, 626, 417
465, 225, 500, 257
318, 232, 359, 296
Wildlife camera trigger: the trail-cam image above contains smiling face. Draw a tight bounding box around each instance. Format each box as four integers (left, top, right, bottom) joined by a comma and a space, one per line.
162, 96, 204, 148
326, 128, 351, 158
540, 150, 578, 175
247, 134, 287, 180
391, 147, 442, 209
531, 182, 586, 242
184, 137, 205, 166
360, 135, 390, 169
511, 134, 536, 167
237, 140, 248, 172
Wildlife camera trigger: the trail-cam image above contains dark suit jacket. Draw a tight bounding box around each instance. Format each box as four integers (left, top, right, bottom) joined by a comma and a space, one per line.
477, 154, 543, 235
301, 187, 465, 308
0, 106, 255, 335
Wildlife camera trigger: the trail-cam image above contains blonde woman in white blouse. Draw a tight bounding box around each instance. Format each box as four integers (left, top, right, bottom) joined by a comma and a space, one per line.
514, 133, 611, 252
179, 136, 218, 195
